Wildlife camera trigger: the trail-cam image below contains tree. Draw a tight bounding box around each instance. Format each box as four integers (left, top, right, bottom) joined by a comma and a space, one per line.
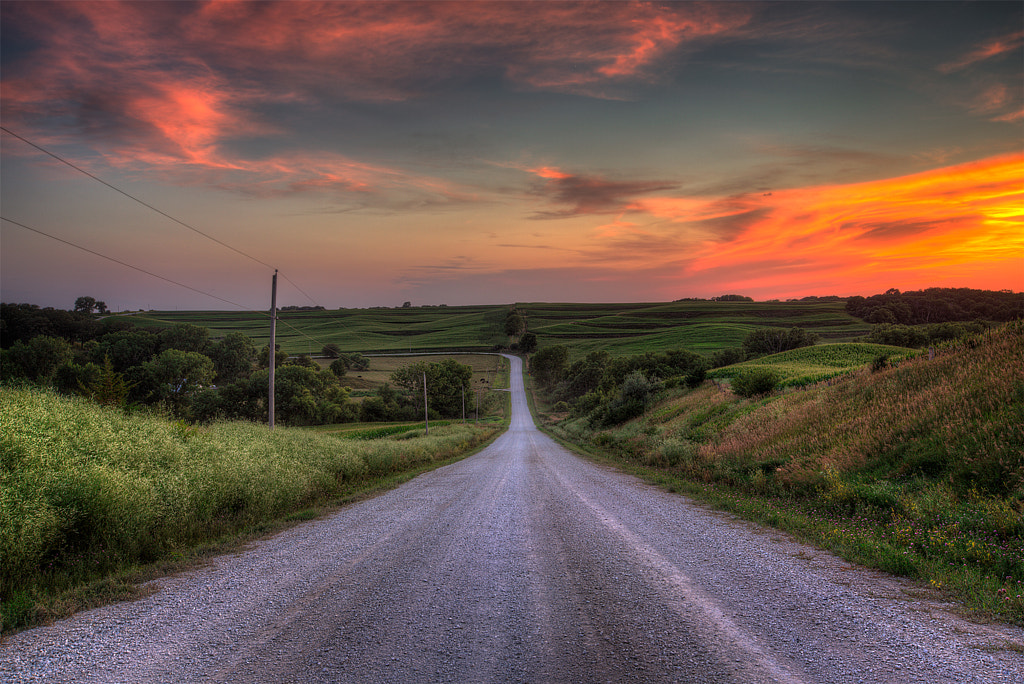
82, 356, 131, 407
142, 349, 216, 399
322, 343, 341, 358
329, 358, 348, 378
74, 296, 97, 314
2, 303, 101, 347
96, 301, 109, 315
742, 327, 818, 356
530, 345, 569, 390
339, 352, 369, 371
504, 312, 526, 338
258, 344, 288, 369
390, 358, 473, 418
159, 323, 210, 354
519, 332, 538, 354
0, 335, 74, 382
209, 332, 256, 383
93, 330, 159, 371
227, 366, 353, 425
290, 354, 318, 369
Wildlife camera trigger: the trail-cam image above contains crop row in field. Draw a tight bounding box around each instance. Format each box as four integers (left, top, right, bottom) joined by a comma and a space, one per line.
114, 300, 869, 358
121, 305, 508, 355
518, 300, 870, 358
707, 343, 918, 387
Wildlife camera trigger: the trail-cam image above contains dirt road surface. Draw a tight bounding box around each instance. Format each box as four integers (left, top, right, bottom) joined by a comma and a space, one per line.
3, 355, 1022, 683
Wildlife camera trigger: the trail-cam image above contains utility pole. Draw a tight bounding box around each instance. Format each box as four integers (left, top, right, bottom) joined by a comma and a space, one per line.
423, 371, 429, 436
462, 385, 466, 423
269, 269, 277, 430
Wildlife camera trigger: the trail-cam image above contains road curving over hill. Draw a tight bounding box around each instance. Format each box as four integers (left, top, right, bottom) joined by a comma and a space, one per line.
2, 355, 1022, 683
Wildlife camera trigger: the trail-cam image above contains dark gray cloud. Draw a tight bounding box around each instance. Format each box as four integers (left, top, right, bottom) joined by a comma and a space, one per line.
530, 173, 677, 219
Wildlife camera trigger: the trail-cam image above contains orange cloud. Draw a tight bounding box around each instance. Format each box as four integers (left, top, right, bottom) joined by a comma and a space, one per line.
668, 153, 1024, 291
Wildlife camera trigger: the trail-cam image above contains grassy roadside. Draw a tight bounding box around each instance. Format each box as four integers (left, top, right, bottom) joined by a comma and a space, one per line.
528, 325, 1024, 626
1, 387, 508, 635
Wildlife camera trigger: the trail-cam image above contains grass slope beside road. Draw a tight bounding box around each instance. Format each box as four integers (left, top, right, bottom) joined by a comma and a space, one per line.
542, 323, 1024, 625
0, 389, 504, 634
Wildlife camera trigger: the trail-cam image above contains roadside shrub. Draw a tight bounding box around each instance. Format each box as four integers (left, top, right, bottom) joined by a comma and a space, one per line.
589, 371, 659, 427
731, 368, 779, 397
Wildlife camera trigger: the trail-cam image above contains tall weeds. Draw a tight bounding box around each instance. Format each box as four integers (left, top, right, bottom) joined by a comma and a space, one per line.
550, 322, 1024, 623
1, 388, 497, 630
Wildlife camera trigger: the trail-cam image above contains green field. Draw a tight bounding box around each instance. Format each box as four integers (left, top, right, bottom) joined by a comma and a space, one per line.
116, 300, 870, 358
120, 305, 508, 355
519, 301, 870, 357
707, 343, 918, 387
335, 353, 506, 392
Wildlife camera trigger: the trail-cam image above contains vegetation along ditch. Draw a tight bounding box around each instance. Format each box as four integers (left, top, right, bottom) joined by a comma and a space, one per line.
534, 322, 1023, 626
0, 388, 505, 633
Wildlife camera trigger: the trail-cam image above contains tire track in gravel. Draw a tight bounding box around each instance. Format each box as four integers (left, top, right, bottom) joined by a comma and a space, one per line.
2, 354, 1022, 683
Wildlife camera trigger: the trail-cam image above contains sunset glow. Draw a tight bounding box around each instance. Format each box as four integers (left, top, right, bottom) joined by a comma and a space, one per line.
2, 1, 1021, 310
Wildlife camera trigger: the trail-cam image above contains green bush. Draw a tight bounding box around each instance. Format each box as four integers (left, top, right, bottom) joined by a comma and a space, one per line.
731, 368, 779, 397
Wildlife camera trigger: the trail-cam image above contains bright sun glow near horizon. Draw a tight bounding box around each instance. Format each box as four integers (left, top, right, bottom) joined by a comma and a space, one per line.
2, 1, 1021, 310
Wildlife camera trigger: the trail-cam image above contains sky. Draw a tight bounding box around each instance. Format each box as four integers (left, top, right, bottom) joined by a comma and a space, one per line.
1, 0, 1022, 311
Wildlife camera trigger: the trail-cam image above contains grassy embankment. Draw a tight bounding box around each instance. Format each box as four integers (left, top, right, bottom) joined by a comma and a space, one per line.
543, 325, 1024, 625
0, 388, 505, 633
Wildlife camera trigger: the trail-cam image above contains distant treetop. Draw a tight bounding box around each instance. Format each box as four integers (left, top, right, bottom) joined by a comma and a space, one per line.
846, 288, 1023, 324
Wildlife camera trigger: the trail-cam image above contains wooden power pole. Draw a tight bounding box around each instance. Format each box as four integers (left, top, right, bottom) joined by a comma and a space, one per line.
269, 269, 277, 430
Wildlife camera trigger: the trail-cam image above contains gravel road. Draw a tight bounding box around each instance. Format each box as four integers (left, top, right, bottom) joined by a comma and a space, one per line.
3, 354, 1022, 683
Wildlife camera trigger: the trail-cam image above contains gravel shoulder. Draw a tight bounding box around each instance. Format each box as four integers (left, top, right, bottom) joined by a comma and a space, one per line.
2, 355, 1022, 683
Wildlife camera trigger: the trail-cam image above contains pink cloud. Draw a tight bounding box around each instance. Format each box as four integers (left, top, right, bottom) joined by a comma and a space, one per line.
939, 29, 1024, 73
1, 1, 749, 200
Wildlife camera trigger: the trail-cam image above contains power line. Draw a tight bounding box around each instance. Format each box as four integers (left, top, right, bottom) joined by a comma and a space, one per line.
2, 126, 330, 310
279, 272, 321, 308
3, 215, 345, 352
1, 127, 357, 345
2, 216, 256, 311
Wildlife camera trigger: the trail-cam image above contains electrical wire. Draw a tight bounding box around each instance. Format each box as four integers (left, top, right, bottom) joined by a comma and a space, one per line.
2, 216, 255, 311
2, 126, 325, 309
2, 127, 368, 349
1, 126, 281, 272
1, 215, 336, 352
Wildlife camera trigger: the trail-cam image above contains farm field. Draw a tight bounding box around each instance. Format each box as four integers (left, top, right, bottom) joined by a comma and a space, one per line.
519, 300, 870, 357
116, 299, 870, 358
707, 342, 918, 387
326, 353, 507, 396
121, 305, 508, 355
